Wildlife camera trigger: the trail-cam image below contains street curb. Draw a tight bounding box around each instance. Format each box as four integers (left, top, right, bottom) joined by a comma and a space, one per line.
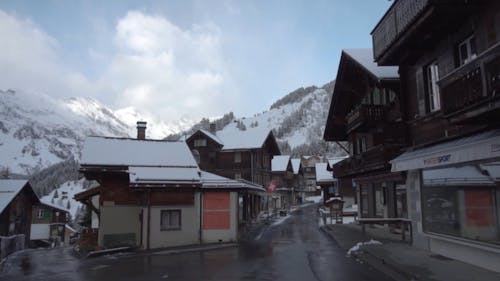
319, 225, 417, 281
86, 246, 133, 258
151, 243, 238, 256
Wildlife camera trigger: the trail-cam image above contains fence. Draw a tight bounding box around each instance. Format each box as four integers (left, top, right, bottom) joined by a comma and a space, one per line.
0, 234, 25, 259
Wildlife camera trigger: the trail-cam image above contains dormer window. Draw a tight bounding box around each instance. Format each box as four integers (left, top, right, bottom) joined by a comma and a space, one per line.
194, 139, 207, 147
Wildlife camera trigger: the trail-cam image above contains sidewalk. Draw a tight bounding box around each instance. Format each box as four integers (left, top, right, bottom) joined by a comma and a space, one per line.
320, 223, 500, 281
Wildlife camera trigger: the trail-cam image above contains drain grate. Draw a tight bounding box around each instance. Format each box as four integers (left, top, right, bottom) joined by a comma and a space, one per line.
429, 254, 454, 261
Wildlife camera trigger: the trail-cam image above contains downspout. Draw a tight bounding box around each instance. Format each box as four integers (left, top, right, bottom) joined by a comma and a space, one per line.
199, 191, 203, 244
147, 189, 151, 250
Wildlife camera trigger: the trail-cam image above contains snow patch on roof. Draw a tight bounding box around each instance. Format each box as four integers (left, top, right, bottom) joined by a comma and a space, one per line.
272, 155, 290, 172
216, 125, 272, 151
81, 137, 197, 167
343, 49, 399, 79
0, 179, 30, 214
291, 158, 301, 174
201, 171, 264, 191
129, 166, 201, 185
315, 163, 334, 183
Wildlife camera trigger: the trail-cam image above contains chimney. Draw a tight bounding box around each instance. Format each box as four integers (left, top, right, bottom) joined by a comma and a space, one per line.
209, 123, 216, 134
137, 121, 147, 140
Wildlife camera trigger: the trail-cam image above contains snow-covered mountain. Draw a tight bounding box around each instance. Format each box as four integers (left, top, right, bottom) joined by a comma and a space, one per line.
1, 81, 340, 175
173, 81, 343, 157
39, 178, 87, 220
0, 89, 195, 175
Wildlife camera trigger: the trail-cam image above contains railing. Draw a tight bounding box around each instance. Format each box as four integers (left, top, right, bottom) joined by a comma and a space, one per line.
346, 104, 385, 133
333, 144, 402, 177
372, 0, 429, 60
439, 43, 500, 117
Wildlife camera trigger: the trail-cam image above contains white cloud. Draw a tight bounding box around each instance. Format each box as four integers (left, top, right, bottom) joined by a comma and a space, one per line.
0, 9, 235, 123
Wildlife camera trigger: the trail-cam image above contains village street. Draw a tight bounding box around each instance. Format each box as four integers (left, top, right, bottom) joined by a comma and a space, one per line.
1, 204, 392, 281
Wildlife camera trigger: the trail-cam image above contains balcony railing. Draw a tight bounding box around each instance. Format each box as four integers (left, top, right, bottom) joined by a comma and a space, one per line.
372, 0, 429, 61
332, 144, 402, 177
439, 43, 500, 118
346, 104, 385, 133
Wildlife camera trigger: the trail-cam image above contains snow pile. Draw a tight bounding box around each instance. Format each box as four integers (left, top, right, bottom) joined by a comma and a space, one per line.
305, 195, 323, 203
40, 179, 86, 220
347, 239, 382, 257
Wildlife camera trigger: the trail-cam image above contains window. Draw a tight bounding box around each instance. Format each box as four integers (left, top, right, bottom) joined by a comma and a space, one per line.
425, 62, 441, 112
422, 163, 500, 245
234, 152, 241, 163
161, 210, 181, 230
194, 139, 207, 147
458, 35, 477, 66
234, 173, 241, 180
37, 209, 44, 219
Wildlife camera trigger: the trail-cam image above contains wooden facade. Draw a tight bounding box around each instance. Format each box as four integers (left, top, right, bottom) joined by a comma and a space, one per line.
0, 181, 38, 245
324, 49, 407, 219
371, 0, 500, 272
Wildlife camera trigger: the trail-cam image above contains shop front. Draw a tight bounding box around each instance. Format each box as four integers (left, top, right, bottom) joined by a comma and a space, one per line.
391, 129, 500, 273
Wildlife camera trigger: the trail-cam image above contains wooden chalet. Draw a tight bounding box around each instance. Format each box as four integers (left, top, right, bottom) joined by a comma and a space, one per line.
300, 156, 322, 197
324, 48, 406, 221
290, 158, 304, 204
30, 202, 69, 245
0, 180, 39, 246
323, 157, 352, 204
371, 0, 500, 272
76, 122, 265, 250
271, 155, 294, 209
186, 124, 281, 221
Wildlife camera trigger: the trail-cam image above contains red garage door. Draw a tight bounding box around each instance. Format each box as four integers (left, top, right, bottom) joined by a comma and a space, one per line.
203, 192, 230, 230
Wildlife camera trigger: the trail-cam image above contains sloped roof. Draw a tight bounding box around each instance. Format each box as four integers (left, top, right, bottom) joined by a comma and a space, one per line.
291, 158, 301, 174
343, 49, 399, 80
129, 166, 201, 186
315, 163, 335, 183
38, 200, 70, 213
81, 136, 198, 167
198, 129, 223, 146
216, 126, 274, 151
327, 156, 348, 169
0, 180, 34, 214
272, 155, 291, 172
201, 171, 264, 191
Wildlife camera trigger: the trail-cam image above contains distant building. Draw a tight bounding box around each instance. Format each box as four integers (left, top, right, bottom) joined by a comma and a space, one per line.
30, 202, 69, 245
186, 124, 280, 221
271, 155, 294, 209
0, 180, 39, 246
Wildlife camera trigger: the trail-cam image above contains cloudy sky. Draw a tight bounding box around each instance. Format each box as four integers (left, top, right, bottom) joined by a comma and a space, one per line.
0, 0, 391, 122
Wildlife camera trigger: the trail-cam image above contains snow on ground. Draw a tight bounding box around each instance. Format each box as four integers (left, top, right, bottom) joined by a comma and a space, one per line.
346, 239, 382, 257
40, 179, 86, 220
305, 195, 323, 204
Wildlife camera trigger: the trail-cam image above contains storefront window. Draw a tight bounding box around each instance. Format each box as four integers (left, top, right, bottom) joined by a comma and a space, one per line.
422, 163, 500, 245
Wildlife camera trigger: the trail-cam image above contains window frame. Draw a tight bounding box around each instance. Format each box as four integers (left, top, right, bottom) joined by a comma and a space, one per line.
160, 209, 182, 231
37, 209, 44, 219
194, 138, 207, 147
425, 61, 441, 112
234, 151, 241, 163
458, 35, 477, 66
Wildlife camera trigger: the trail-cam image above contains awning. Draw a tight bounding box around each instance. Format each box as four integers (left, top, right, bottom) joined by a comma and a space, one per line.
423, 165, 496, 186
391, 129, 500, 172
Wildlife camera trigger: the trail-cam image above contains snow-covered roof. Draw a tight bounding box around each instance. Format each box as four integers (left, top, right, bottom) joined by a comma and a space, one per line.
343, 49, 399, 79
291, 158, 301, 174
81, 136, 198, 167
272, 155, 291, 172
0, 180, 32, 214
129, 166, 201, 186
198, 129, 223, 145
201, 171, 264, 191
315, 163, 335, 183
328, 157, 348, 168
218, 126, 273, 151
38, 200, 70, 213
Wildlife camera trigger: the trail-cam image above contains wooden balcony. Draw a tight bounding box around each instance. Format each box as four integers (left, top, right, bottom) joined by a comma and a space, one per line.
346, 104, 384, 134
332, 144, 403, 178
372, 0, 477, 65
439, 43, 500, 123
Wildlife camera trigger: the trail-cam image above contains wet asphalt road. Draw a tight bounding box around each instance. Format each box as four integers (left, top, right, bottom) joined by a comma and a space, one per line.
1, 204, 393, 281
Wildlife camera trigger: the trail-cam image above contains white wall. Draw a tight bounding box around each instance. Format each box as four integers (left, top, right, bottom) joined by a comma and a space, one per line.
91, 195, 99, 229
143, 193, 200, 249
30, 224, 49, 240
202, 191, 238, 243
99, 205, 141, 247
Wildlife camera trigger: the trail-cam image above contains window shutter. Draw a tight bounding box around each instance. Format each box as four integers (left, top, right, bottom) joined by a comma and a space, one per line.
415, 68, 426, 116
